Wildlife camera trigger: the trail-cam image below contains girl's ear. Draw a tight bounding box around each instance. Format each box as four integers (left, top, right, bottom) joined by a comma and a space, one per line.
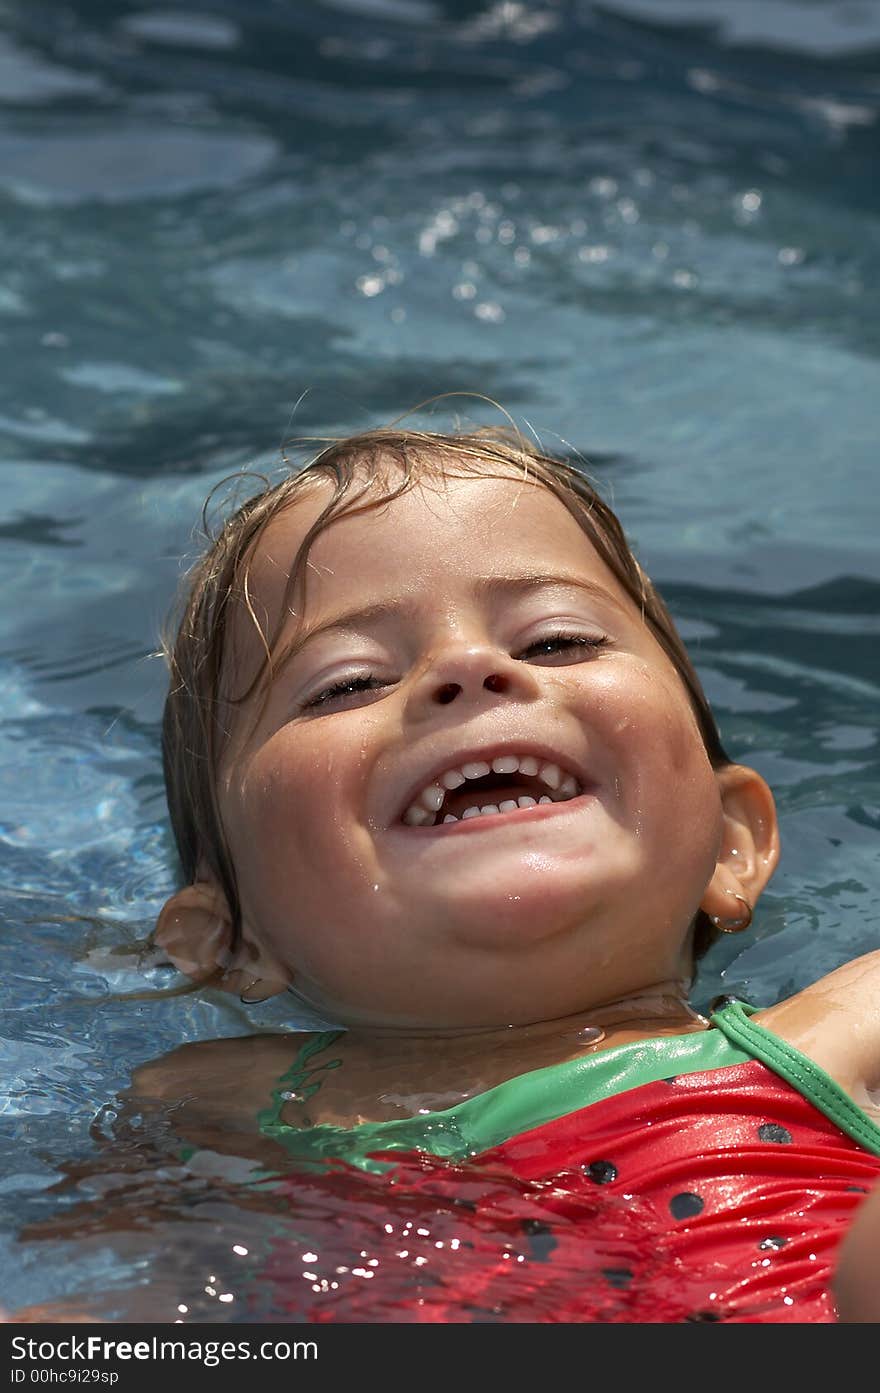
153, 881, 233, 985
154, 882, 290, 999
699, 763, 781, 926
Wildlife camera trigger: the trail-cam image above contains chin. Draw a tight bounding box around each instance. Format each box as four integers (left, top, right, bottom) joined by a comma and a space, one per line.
444, 891, 602, 953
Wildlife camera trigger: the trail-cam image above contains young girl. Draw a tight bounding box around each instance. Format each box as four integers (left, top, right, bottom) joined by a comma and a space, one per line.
127, 426, 880, 1321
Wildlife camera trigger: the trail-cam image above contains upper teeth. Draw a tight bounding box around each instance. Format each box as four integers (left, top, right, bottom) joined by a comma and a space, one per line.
401, 755, 582, 827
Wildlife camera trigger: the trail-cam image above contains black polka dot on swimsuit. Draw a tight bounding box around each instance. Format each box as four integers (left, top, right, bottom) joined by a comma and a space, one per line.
758, 1122, 793, 1144
669, 1191, 704, 1220
583, 1159, 618, 1184
521, 1219, 557, 1262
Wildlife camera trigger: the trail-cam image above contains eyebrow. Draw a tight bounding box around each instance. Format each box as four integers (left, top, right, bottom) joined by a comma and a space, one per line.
282, 572, 632, 663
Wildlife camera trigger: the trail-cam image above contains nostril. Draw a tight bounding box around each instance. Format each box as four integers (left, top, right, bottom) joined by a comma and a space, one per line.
436, 684, 459, 704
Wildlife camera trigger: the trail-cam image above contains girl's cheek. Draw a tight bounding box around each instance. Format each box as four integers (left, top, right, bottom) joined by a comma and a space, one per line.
591, 663, 710, 783
247, 729, 324, 796
629, 662, 707, 758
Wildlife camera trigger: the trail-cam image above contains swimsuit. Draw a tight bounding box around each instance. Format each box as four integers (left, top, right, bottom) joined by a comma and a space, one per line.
254, 1002, 880, 1323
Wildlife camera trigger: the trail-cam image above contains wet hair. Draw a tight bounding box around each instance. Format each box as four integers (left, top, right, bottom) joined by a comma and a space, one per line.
161, 424, 734, 968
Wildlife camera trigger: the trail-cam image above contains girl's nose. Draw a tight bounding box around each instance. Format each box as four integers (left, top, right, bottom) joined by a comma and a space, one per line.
413, 643, 537, 708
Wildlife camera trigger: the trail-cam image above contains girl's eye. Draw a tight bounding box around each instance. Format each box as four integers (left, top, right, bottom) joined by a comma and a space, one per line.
520, 630, 610, 659
305, 633, 609, 709
305, 675, 384, 709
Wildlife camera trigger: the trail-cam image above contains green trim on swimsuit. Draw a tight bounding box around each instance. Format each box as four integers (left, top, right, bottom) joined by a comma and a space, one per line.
258, 1012, 752, 1172
257, 1001, 880, 1173
710, 1000, 880, 1158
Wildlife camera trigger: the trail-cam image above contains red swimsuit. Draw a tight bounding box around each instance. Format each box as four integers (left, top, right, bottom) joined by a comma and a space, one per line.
255, 1001, 880, 1322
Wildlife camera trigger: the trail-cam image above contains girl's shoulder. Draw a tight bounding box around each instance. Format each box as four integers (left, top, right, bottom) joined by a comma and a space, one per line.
752, 950, 880, 1116
129, 1028, 316, 1100
124, 1029, 318, 1156
754, 948, 880, 1029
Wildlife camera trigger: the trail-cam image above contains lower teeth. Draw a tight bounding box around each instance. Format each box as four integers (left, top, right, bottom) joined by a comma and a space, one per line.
442, 795, 554, 824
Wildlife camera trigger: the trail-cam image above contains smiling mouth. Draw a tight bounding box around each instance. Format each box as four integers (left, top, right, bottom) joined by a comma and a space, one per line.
399, 767, 585, 828
395, 788, 596, 836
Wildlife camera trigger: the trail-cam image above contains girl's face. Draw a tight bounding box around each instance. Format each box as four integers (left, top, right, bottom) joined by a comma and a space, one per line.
216, 471, 727, 1028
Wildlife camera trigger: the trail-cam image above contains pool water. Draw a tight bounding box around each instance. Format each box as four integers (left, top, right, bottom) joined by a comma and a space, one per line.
0, 0, 878, 1320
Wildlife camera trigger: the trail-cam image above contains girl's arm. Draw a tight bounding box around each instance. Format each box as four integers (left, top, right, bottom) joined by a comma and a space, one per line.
834, 1177, 880, 1321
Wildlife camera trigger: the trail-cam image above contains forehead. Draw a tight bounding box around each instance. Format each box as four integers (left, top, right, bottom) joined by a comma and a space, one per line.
251, 469, 624, 606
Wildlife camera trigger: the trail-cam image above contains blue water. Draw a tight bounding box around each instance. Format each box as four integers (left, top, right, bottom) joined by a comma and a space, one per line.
0, 0, 878, 1319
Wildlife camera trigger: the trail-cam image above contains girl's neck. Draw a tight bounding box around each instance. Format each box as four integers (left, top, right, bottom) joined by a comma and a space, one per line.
310, 981, 707, 1067
278, 982, 708, 1129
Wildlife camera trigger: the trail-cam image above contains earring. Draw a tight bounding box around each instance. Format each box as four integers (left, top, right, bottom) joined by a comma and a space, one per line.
709, 893, 753, 934
239, 977, 273, 1005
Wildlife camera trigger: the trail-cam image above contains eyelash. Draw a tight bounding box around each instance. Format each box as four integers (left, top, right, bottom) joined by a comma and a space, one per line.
304, 630, 610, 709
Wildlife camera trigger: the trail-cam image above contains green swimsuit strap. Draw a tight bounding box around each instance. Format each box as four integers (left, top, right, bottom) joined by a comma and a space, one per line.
259, 1028, 346, 1134
710, 1000, 880, 1157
